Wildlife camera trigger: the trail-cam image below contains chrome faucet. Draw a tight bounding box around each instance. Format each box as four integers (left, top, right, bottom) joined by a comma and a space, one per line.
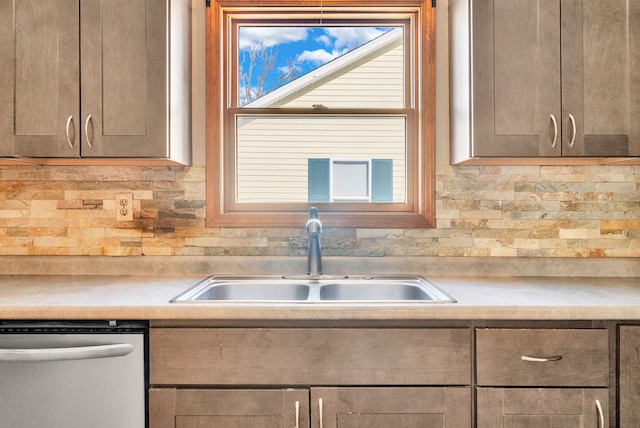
306, 207, 323, 276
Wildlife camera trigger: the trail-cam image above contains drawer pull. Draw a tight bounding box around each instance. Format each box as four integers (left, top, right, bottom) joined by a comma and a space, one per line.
520, 355, 563, 362
294, 400, 299, 428
318, 398, 324, 428
595, 399, 604, 427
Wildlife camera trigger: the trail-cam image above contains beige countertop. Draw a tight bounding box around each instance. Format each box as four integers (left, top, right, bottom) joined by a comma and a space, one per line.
1, 274, 640, 321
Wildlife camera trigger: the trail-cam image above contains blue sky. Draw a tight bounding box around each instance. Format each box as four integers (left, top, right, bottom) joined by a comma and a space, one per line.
238, 26, 393, 105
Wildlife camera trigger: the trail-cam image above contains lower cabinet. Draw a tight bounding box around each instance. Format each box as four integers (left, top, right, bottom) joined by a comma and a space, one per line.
149, 388, 309, 428
476, 328, 610, 427
149, 325, 620, 427
619, 325, 640, 426
149, 327, 472, 427
150, 386, 471, 428
477, 388, 608, 427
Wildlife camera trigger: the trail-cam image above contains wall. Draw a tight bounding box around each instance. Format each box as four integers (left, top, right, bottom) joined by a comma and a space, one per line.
0, 163, 637, 257
0, 1, 638, 258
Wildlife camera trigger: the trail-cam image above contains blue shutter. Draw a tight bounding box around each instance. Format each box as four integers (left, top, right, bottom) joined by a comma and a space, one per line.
372, 159, 393, 202
308, 158, 330, 202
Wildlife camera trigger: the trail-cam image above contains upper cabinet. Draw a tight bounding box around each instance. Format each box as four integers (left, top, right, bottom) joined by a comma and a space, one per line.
0, 0, 191, 164
450, 0, 640, 164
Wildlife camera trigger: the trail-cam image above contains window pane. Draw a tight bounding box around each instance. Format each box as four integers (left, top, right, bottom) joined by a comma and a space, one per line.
235, 116, 407, 203
238, 26, 404, 108
333, 161, 369, 200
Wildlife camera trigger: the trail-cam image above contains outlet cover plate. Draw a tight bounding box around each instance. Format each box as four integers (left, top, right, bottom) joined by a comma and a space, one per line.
116, 193, 134, 222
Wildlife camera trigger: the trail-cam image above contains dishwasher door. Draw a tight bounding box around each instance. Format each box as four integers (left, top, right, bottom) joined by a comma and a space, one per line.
0, 322, 146, 428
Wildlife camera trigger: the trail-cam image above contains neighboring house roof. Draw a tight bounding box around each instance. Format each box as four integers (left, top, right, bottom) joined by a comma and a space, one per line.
243, 27, 403, 108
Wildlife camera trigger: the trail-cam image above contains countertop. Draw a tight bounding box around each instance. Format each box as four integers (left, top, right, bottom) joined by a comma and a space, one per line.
1, 274, 640, 321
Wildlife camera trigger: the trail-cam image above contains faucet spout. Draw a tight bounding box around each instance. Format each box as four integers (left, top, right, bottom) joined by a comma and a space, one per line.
306, 207, 323, 276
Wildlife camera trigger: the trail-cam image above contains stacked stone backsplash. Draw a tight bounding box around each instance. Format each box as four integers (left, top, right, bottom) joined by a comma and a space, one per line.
0, 163, 638, 257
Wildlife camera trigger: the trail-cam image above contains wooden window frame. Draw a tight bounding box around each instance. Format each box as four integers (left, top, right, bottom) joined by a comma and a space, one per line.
205, 0, 436, 228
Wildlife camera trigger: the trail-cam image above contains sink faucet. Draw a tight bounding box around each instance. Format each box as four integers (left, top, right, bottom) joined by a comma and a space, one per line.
306, 207, 323, 276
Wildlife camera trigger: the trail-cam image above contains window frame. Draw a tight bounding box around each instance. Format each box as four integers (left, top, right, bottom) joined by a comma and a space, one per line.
205, 0, 436, 228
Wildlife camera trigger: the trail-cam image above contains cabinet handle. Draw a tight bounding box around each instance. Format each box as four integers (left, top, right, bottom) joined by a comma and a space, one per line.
318, 398, 323, 428
595, 399, 604, 427
550, 114, 558, 148
520, 355, 563, 362
84, 114, 93, 148
294, 400, 299, 428
65, 115, 74, 149
568, 114, 576, 147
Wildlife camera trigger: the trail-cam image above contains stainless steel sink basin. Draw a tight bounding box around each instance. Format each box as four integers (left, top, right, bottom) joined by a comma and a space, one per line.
171, 278, 310, 302
171, 275, 456, 303
319, 279, 448, 302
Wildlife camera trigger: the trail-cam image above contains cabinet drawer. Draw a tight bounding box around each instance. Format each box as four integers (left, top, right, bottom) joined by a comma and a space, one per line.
150, 328, 471, 386
477, 387, 609, 427
476, 328, 609, 387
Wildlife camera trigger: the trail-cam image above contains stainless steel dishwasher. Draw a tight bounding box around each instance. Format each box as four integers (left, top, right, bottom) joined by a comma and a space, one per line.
0, 320, 147, 428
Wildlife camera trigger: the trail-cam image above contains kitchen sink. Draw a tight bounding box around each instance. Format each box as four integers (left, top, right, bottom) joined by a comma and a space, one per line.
319, 280, 445, 301
170, 275, 456, 303
176, 280, 310, 302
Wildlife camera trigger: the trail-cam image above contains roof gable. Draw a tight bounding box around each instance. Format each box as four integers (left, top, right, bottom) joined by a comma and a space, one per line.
244, 28, 403, 108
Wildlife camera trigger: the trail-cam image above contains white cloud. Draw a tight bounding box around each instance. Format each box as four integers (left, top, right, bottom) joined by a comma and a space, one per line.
296, 49, 337, 65
239, 27, 308, 50
315, 34, 332, 47
324, 27, 389, 50
295, 27, 391, 67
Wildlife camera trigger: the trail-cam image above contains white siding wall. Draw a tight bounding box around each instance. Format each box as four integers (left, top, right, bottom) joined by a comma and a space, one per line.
237, 116, 406, 202
282, 42, 404, 108
236, 39, 406, 203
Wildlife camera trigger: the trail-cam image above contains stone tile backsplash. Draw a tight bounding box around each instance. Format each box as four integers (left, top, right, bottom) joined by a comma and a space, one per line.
0, 163, 638, 257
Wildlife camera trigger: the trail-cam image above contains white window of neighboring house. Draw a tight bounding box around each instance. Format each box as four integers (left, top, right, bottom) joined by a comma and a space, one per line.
205, 0, 436, 228
332, 160, 370, 201
308, 158, 394, 203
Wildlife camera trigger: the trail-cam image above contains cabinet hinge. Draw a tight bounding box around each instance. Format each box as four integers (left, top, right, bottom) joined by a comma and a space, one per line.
432, 0, 436, 7
206, 0, 210, 7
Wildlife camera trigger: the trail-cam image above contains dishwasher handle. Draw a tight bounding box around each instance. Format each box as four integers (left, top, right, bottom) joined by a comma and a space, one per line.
0, 343, 134, 362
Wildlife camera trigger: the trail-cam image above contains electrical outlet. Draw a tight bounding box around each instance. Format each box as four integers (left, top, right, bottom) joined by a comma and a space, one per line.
116, 193, 134, 222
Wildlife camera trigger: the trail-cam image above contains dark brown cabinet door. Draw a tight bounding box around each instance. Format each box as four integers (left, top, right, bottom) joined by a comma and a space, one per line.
471, 0, 561, 158
150, 388, 310, 428
311, 387, 471, 428
0, 0, 80, 157
477, 388, 608, 427
619, 326, 640, 427
561, 0, 640, 157
80, 0, 167, 158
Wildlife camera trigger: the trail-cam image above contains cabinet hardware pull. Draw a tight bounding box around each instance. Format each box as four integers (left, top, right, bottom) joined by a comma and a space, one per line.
550, 114, 558, 148
568, 114, 576, 147
520, 355, 563, 362
84, 114, 93, 148
294, 400, 299, 428
318, 398, 323, 428
65, 115, 74, 149
595, 399, 604, 427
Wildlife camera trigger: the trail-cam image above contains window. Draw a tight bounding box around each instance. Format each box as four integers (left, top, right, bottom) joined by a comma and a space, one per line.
205, 0, 436, 228
331, 160, 371, 202
308, 158, 393, 202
